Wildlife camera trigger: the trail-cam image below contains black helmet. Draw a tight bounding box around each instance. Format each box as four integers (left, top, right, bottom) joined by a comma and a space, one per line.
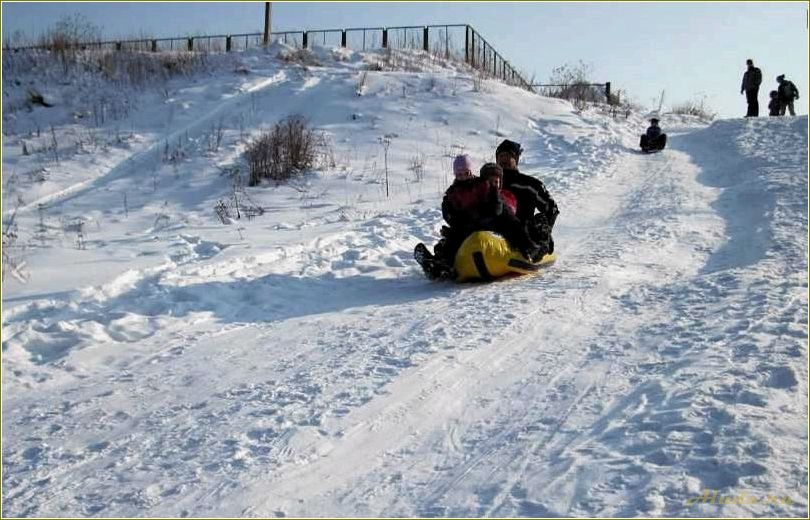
496, 139, 523, 160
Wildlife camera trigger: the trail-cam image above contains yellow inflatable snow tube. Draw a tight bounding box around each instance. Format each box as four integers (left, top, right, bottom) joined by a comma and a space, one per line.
454, 231, 556, 282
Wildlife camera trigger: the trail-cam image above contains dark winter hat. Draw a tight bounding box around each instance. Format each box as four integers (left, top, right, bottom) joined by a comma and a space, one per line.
777, 74, 785, 82
495, 139, 523, 160
770, 90, 778, 97
479, 162, 503, 180
650, 117, 660, 124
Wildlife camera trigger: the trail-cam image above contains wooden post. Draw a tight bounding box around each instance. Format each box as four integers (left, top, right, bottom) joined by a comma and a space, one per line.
341, 30, 347, 47
605, 82, 611, 104
115, 41, 122, 51
226, 35, 232, 52
188, 37, 193, 51
263, 2, 272, 46
382, 28, 388, 48
151, 39, 157, 52
423, 26, 429, 52
303, 31, 308, 48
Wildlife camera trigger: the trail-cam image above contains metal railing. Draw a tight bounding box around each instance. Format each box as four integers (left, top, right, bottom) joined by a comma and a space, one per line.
3, 24, 614, 98
531, 82, 614, 103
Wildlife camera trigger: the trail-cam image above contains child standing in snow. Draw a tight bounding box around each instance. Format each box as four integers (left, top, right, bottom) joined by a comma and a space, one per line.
768, 90, 781, 116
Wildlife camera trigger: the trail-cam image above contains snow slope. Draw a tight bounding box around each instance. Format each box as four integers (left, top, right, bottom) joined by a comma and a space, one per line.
2, 46, 808, 518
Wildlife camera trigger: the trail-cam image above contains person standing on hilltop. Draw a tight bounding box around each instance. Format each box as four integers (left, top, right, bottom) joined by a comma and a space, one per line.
776, 74, 800, 116
740, 58, 763, 117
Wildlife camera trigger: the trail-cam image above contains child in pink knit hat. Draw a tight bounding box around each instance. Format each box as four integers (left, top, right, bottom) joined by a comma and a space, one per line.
452, 154, 474, 180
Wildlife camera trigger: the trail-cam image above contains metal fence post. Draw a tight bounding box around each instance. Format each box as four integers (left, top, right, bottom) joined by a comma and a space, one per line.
465, 26, 469, 64
188, 37, 193, 51
423, 26, 429, 52
226, 35, 232, 52
605, 81, 611, 104
341, 30, 347, 47
382, 28, 388, 48
303, 31, 308, 48
115, 41, 122, 51
263, 2, 271, 46
151, 40, 157, 52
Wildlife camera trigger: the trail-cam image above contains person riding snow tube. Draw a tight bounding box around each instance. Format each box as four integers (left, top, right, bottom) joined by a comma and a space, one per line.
640, 117, 667, 152
454, 230, 556, 282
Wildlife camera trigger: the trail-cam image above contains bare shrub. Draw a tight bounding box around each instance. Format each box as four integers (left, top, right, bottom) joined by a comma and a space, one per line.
2, 207, 27, 283
97, 50, 209, 86
356, 70, 369, 96
36, 14, 102, 73
542, 60, 608, 109
670, 95, 717, 121
246, 115, 319, 186
277, 48, 320, 67
472, 71, 485, 92
215, 176, 265, 223
409, 151, 426, 182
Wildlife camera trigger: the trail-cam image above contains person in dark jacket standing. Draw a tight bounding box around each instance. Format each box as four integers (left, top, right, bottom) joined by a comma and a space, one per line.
776, 74, 800, 116
495, 139, 559, 257
740, 58, 762, 117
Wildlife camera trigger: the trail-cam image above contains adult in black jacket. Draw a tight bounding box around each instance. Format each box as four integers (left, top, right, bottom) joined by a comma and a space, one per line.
495, 139, 559, 257
740, 58, 762, 117
776, 74, 800, 116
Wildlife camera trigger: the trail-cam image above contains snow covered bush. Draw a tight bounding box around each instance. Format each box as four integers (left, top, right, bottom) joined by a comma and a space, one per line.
246, 115, 319, 186
277, 48, 320, 67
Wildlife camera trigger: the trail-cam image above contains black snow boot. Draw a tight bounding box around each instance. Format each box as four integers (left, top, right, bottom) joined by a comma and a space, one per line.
414, 243, 455, 280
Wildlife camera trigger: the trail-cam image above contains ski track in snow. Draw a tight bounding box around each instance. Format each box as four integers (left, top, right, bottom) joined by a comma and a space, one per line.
2, 48, 807, 518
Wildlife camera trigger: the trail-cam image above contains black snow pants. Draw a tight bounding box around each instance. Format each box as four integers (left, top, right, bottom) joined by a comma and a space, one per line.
640, 133, 667, 152
745, 88, 759, 117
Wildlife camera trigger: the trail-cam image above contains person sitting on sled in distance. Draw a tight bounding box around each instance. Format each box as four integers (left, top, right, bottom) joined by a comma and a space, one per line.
640, 117, 667, 152
495, 139, 558, 258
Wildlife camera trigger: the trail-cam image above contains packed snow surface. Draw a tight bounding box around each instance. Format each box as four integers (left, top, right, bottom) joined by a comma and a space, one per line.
2, 46, 808, 517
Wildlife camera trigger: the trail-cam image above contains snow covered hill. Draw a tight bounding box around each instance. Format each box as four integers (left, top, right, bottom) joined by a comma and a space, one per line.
2, 46, 807, 518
